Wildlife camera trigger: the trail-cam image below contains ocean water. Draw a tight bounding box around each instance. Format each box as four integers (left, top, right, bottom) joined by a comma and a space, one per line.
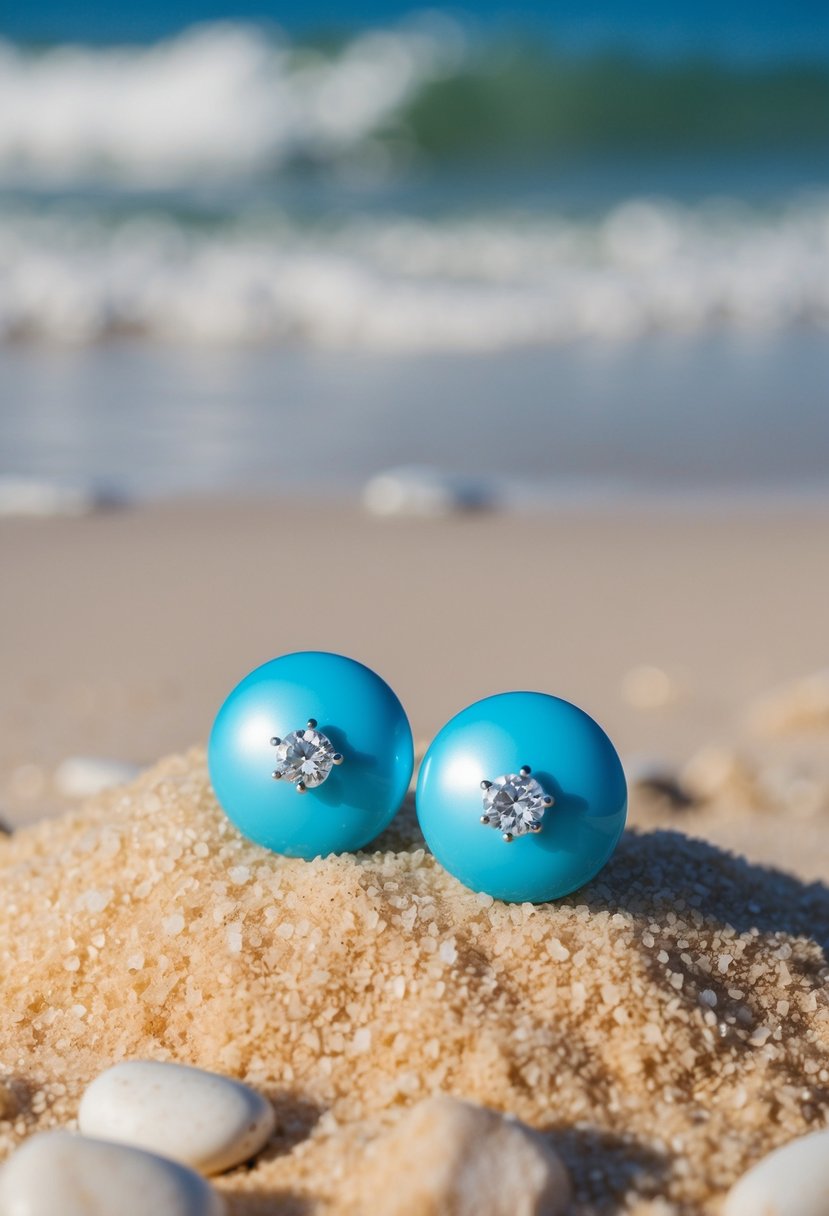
0, 13, 827, 499
4, 335, 829, 503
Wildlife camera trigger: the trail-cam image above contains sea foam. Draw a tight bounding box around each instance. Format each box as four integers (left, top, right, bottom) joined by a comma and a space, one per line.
0, 23, 827, 350
0, 24, 456, 183
0, 197, 826, 349
1, 22, 827, 182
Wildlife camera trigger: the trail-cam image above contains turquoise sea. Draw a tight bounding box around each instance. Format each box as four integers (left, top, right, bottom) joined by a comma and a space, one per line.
0, 3, 827, 499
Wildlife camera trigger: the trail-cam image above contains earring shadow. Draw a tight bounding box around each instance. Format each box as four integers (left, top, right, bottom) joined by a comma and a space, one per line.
530, 770, 596, 861
307, 724, 378, 809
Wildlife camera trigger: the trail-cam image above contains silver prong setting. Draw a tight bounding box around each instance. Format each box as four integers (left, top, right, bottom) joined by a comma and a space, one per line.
480, 768, 555, 841
269, 720, 342, 790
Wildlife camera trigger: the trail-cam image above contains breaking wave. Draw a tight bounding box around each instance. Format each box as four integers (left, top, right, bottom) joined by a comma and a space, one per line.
0, 22, 827, 185
0, 23, 458, 184
1, 196, 827, 349
1, 21, 826, 349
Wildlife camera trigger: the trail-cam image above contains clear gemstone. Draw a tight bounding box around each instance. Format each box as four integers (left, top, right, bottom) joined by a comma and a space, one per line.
481, 773, 550, 836
273, 728, 337, 788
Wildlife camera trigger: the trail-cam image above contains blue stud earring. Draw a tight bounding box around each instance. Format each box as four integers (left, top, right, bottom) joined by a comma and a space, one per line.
209, 651, 413, 859
416, 691, 627, 904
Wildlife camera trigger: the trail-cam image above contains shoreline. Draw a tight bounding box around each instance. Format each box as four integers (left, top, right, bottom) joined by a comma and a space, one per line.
8, 478, 829, 517
3, 333, 829, 504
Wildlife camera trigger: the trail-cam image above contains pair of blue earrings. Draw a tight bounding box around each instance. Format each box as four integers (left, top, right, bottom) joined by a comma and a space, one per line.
208, 651, 627, 905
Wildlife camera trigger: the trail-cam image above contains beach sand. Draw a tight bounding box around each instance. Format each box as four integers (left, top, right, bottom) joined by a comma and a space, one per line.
0, 498, 827, 1212
2, 497, 828, 869
0, 752, 827, 1214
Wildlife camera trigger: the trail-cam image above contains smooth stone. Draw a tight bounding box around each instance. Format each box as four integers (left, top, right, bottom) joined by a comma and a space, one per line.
54, 757, 141, 799
723, 1128, 829, 1216
0, 476, 124, 518
0, 1131, 225, 1216
348, 1095, 571, 1216
78, 1060, 275, 1176
362, 466, 492, 517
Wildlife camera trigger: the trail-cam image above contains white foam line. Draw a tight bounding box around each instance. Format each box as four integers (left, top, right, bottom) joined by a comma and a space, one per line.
0, 197, 826, 349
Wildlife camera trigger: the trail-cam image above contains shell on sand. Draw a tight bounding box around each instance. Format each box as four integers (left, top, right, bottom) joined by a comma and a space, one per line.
0, 750, 826, 1215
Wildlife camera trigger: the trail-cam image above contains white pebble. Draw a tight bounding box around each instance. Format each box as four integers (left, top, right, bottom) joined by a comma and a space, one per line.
55, 757, 141, 799
78, 1060, 274, 1175
724, 1128, 829, 1216
0, 476, 120, 518
0, 1131, 225, 1216
362, 466, 491, 517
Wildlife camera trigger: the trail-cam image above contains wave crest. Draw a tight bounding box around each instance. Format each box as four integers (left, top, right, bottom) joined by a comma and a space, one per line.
1, 197, 827, 348
1, 22, 827, 185
0, 23, 457, 183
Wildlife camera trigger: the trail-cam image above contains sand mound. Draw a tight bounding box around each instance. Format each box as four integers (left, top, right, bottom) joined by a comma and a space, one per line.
0, 750, 827, 1214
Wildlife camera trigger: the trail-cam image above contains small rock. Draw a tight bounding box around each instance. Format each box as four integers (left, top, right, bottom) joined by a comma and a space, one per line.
363, 467, 492, 517
347, 1095, 571, 1216
0, 1130, 225, 1216
78, 1060, 275, 1176
723, 1127, 829, 1216
54, 757, 141, 799
0, 477, 124, 518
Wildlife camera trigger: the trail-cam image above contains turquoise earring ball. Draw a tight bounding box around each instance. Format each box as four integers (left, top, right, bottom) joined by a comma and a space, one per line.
208, 652, 414, 859
416, 691, 627, 903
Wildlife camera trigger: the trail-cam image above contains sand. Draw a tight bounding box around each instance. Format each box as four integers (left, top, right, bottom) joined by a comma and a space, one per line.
1, 498, 828, 1212
0, 749, 826, 1214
